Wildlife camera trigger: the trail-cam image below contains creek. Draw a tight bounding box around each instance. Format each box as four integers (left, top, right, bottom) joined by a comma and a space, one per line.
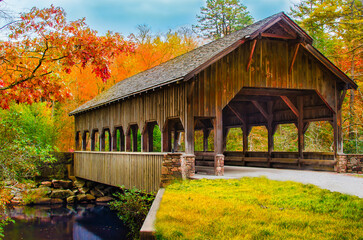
2, 204, 130, 240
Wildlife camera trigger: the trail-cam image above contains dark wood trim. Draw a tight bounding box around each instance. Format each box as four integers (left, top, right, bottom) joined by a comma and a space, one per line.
184, 39, 247, 81
289, 43, 300, 74
261, 33, 295, 40
251, 101, 269, 120
280, 96, 299, 117
227, 104, 246, 125
246, 39, 257, 71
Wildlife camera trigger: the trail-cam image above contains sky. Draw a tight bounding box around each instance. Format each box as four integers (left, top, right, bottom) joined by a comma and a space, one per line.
2, 0, 299, 36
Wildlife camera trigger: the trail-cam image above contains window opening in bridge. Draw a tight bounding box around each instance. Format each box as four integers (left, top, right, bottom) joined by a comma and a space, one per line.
115, 127, 125, 151
207, 130, 214, 151
274, 124, 298, 152
102, 129, 111, 151
226, 128, 243, 151
82, 131, 90, 151
248, 126, 268, 151
305, 121, 333, 152
194, 130, 203, 151
163, 118, 184, 152
75, 131, 81, 151
153, 125, 161, 152
91, 130, 100, 151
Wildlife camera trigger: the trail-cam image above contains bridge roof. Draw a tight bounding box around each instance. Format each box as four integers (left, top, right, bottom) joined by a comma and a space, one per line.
70, 12, 356, 116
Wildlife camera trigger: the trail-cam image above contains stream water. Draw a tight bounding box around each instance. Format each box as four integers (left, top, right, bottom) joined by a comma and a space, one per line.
2, 204, 130, 240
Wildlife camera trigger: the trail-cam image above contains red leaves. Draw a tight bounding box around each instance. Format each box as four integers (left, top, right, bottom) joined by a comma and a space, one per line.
0, 6, 134, 108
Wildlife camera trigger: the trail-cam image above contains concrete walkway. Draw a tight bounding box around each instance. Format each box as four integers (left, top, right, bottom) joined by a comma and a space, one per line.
194, 166, 363, 198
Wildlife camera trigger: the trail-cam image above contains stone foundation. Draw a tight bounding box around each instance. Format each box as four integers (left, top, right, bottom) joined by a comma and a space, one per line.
160, 153, 195, 188
336, 154, 363, 173
214, 154, 224, 176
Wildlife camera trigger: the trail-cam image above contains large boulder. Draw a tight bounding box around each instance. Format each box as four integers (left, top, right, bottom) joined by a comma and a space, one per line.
90, 189, 104, 198
79, 187, 89, 194
40, 181, 52, 187
50, 189, 74, 199
76, 194, 95, 202
96, 196, 114, 203
66, 196, 77, 204
34, 198, 52, 205
74, 179, 86, 188
52, 180, 73, 189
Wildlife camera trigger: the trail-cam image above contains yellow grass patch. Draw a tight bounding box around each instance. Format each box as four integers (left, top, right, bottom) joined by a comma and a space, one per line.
155, 177, 363, 240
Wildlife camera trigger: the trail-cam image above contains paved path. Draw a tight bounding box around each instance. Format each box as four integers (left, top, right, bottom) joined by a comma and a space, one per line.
194, 166, 363, 198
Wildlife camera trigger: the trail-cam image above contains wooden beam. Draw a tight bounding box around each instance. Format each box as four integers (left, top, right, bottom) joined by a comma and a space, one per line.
261, 32, 295, 40
280, 96, 299, 118
227, 104, 246, 126
338, 88, 347, 109
246, 39, 257, 71
289, 43, 300, 74
239, 88, 314, 97
251, 100, 269, 120
184, 39, 246, 81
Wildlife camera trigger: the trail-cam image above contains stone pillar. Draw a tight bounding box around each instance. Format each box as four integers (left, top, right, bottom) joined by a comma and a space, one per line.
160, 153, 195, 188
336, 154, 347, 173
181, 154, 195, 179
214, 154, 224, 176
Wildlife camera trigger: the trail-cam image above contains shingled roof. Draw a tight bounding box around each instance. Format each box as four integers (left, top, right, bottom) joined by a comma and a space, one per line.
69, 12, 355, 116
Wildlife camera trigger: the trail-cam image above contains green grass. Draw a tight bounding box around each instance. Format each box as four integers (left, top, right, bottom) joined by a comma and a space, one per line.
155, 177, 363, 240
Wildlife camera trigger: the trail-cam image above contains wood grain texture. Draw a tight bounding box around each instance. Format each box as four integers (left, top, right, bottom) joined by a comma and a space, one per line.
74, 151, 164, 192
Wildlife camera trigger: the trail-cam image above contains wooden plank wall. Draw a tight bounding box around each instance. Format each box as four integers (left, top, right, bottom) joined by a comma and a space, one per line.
192, 39, 339, 117
75, 83, 187, 137
74, 151, 164, 192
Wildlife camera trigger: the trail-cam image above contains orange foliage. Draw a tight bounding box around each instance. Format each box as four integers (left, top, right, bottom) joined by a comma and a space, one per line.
55, 28, 199, 151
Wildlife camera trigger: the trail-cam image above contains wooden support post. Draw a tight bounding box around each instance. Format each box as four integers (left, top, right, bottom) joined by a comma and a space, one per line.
132, 126, 138, 152
203, 128, 211, 152
91, 132, 95, 151
82, 132, 87, 151
162, 126, 171, 152
334, 87, 344, 155
267, 102, 274, 167
214, 110, 224, 176
112, 130, 117, 151
142, 126, 148, 152
297, 96, 304, 166
185, 82, 195, 155
120, 129, 125, 152
148, 124, 154, 152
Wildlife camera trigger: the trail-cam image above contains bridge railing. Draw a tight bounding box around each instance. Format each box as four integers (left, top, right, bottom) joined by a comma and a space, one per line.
74, 151, 165, 192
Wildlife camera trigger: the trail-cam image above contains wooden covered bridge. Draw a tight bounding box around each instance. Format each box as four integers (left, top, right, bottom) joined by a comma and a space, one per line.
69, 12, 357, 192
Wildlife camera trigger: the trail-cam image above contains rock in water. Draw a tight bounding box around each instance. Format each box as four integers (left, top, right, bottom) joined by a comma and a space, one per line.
50, 189, 74, 199
96, 196, 114, 203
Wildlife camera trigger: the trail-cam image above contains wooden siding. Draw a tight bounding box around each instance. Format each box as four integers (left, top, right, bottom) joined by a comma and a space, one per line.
192, 39, 339, 117
74, 151, 164, 192
75, 82, 187, 136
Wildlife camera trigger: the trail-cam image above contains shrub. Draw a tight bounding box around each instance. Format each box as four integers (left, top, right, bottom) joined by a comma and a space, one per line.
109, 186, 155, 239
0, 102, 56, 181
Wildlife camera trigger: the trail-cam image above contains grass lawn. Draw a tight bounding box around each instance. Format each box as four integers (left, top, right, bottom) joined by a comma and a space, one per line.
155, 177, 363, 240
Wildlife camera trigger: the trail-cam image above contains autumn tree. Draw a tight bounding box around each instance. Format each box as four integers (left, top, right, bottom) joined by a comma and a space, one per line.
0, 5, 134, 109
54, 27, 199, 151
194, 0, 253, 39
290, 0, 363, 153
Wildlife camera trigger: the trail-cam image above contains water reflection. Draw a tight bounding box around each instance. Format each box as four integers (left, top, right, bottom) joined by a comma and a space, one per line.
3, 204, 129, 240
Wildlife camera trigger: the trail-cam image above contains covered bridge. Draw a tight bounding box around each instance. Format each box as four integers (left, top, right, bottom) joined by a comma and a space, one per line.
70, 12, 358, 192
